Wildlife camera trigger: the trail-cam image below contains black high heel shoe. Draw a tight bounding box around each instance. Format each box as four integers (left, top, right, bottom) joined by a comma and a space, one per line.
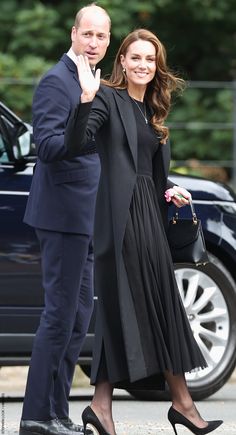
168, 406, 223, 435
82, 406, 111, 435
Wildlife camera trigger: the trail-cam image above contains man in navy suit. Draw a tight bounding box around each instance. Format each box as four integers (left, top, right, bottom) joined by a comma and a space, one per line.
19, 4, 110, 435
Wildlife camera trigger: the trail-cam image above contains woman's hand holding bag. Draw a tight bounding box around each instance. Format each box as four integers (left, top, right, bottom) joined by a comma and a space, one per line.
165, 187, 209, 266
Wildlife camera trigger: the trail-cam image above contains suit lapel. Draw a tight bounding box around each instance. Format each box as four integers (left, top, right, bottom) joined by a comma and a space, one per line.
61, 54, 80, 85
114, 89, 138, 172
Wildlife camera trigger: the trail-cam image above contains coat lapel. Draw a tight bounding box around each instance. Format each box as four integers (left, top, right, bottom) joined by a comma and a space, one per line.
61, 54, 80, 86
114, 88, 170, 183
114, 89, 138, 172
161, 139, 171, 179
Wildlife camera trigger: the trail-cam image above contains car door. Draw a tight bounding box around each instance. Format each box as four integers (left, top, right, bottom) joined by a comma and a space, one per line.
0, 102, 43, 363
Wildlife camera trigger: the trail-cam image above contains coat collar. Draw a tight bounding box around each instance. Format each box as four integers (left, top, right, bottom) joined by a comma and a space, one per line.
60, 53, 80, 84
60, 53, 77, 72
114, 89, 169, 179
114, 89, 138, 171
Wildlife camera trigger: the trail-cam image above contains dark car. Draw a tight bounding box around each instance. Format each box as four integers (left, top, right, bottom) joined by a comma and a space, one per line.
1, 101, 236, 401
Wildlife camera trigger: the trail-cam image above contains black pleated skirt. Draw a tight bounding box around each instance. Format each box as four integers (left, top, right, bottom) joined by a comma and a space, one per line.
93, 174, 206, 388
122, 174, 206, 378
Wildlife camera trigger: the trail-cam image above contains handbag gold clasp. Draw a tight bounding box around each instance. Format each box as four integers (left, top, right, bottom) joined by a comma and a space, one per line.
172, 200, 198, 224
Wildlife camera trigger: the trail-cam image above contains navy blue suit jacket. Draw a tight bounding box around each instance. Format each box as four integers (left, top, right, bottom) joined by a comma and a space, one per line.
24, 54, 100, 234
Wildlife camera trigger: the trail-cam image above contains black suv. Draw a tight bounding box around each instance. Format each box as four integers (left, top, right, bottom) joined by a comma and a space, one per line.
0, 101, 236, 401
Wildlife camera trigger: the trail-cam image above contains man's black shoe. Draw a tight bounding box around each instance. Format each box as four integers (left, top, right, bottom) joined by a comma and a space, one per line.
59, 417, 93, 434
19, 418, 79, 434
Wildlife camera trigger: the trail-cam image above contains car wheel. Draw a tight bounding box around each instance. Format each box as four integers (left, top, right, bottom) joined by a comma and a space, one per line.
128, 255, 236, 401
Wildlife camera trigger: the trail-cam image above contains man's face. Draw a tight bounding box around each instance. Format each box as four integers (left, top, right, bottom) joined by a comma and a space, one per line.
71, 10, 110, 67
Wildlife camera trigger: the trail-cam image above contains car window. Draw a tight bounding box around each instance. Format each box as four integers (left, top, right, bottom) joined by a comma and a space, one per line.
0, 131, 10, 163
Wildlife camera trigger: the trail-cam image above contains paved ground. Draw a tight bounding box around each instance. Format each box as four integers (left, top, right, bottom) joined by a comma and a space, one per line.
70, 381, 236, 434
1, 367, 236, 434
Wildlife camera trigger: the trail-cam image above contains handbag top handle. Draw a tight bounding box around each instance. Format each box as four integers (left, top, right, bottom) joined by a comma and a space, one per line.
172, 199, 198, 225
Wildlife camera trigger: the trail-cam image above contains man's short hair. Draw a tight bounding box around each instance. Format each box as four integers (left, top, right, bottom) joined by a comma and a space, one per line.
74, 3, 111, 29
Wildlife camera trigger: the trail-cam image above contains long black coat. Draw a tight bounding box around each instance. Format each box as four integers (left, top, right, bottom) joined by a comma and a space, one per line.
65, 87, 175, 387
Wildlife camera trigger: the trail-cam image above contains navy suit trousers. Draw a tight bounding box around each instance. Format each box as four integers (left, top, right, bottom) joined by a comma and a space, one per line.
22, 229, 94, 420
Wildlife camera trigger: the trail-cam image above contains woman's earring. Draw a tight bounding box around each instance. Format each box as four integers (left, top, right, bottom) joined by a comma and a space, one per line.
122, 67, 126, 73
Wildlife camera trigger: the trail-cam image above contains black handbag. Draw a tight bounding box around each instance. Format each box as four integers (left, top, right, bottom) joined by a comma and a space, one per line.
167, 200, 209, 266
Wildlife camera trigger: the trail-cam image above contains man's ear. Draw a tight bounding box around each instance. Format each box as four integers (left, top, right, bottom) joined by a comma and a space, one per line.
71, 26, 77, 43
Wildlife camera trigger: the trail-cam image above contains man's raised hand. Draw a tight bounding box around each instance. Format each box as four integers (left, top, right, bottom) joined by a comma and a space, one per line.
77, 55, 101, 103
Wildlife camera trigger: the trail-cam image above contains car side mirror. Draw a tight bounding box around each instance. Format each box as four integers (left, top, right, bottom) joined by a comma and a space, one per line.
12, 124, 36, 161
0, 102, 35, 163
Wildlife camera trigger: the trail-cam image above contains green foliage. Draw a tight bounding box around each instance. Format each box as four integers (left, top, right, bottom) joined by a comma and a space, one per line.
0, 0, 235, 167
0, 53, 52, 120
1, 0, 235, 79
168, 87, 233, 161
9, 4, 62, 57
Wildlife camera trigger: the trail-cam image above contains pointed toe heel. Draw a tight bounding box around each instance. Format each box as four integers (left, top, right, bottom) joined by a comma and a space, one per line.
82, 406, 111, 435
168, 406, 223, 435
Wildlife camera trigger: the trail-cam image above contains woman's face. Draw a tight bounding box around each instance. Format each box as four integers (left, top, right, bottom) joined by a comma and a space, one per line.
120, 39, 156, 89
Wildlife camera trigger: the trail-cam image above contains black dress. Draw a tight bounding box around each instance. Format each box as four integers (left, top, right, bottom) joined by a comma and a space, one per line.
92, 99, 206, 389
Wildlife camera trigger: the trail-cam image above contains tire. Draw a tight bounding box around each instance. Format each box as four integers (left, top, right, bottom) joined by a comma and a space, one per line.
128, 255, 236, 401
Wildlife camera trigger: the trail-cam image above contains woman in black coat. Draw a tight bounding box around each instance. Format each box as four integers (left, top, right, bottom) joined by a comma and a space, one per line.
65, 29, 222, 435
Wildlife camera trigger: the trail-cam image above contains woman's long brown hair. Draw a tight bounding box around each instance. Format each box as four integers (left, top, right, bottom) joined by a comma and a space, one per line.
102, 28, 184, 143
